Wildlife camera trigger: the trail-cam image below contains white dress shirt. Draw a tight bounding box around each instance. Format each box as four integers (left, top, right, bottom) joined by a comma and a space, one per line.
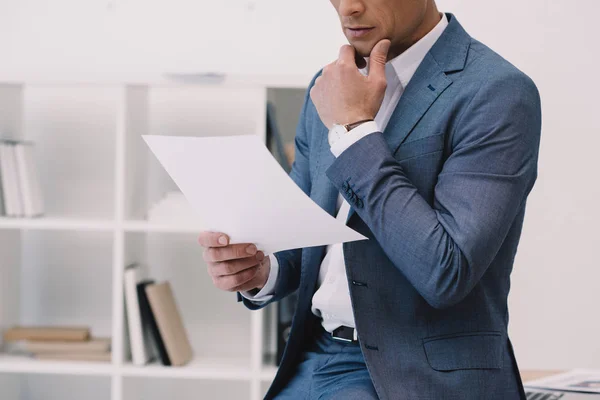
243, 14, 449, 333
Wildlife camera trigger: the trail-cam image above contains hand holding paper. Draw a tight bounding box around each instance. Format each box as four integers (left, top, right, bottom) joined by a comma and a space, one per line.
143, 134, 367, 255
198, 231, 271, 293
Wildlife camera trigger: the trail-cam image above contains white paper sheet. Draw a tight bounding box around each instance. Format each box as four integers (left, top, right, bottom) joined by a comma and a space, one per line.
143, 135, 367, 254
526, 370, 600, 394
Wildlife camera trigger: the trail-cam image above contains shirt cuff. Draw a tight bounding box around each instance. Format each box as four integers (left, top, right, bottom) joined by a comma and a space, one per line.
330, 121, 379, 157
239, 254, 279, 303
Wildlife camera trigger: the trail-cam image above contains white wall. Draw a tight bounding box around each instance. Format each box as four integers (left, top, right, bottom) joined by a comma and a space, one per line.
434, 0, 600, 370
0, 0, 346, 82
1, 0, 599, 370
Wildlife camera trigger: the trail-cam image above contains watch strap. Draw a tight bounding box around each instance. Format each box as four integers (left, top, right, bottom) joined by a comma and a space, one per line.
344, 118, 374, 131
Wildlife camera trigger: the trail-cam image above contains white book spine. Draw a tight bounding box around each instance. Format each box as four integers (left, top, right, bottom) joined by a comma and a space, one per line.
14, 143, 34, 217
124, 266, 150, 365
3, 143, 21, 216
0, 143, 7, 216
23, 144, 44, 216
9, 144, 24, 216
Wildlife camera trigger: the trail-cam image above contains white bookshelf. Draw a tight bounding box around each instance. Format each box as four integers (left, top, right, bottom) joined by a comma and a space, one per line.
0, 80, 308, 400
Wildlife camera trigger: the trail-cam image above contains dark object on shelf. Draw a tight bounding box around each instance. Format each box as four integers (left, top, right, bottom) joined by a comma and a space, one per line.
137, 279, 171, 366
266, 102, 292, 173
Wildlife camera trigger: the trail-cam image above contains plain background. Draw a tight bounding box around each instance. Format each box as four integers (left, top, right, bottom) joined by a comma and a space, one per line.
0, 0, 598, 370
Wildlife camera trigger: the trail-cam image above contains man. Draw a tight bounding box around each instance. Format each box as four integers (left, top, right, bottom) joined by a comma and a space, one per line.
199, 0, 541, 398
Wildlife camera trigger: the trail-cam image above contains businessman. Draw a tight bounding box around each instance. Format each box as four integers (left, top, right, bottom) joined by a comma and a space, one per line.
199, 0, 541, 398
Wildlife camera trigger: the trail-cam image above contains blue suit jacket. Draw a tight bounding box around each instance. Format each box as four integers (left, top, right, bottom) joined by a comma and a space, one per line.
240, 13, 541, 400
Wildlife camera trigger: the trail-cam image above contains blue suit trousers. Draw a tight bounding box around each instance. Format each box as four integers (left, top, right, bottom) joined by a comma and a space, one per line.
275, 326, 378, 400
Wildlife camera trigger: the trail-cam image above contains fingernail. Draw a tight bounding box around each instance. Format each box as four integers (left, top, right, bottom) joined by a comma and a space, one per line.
218, 236, 228, 245
256, 252, 264, 262
246, 244, 257, 255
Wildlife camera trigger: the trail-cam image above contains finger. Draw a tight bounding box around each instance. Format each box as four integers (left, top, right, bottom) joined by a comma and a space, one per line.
367, 39, 391, 79
203, 243, 257, 262
214, 265, 260, 292
232, 271, 267, 293
337, 45, 357, 67
198, 231, 229, 248
208, 252, 264, 277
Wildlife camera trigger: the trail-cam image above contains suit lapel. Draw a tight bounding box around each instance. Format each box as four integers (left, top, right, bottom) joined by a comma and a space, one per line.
383, 55, 452, 153
383, 13, 471, 153
346, 13, 471, 222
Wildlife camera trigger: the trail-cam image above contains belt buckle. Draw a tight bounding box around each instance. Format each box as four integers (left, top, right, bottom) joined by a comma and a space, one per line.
331, 327, 358, 343
331, 331, 353, 343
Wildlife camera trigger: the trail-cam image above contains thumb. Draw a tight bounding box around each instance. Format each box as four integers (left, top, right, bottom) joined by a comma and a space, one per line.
368, 39, 391, 79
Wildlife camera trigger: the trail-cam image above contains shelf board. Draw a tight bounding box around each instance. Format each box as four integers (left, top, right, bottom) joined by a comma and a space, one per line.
0, 354, 262, 380
0, 217, 114, 232
0, 217, 205, 233
120, 357, 252, 380
0, 354, 113, 376
122, 220, 202, 234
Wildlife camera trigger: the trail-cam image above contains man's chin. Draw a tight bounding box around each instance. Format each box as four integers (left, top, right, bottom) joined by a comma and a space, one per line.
350, 43, 373, 58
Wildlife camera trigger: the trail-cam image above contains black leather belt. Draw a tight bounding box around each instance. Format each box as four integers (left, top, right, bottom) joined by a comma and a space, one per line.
331, 326, 359, 344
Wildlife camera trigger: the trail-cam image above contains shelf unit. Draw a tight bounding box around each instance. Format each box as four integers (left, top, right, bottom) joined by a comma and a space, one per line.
0, 80, 307, 400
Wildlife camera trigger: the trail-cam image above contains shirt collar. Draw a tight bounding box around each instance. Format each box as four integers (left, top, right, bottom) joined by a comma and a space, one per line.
360, 13, 449, 89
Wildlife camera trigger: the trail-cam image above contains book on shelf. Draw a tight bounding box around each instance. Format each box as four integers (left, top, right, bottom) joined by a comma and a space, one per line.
2, 325, 111, 363
15, 142, 44, 217
34, 352, 112, 362
3, 326, 91, 342
137, 279, 170, 365
0, 144, 5, 215
124, 264, 155, 365
134, 278, 193, 367
0, 141, 21, 216
145, 281, 193, 367
19, 338, 111, 354
0, 140, 44, 218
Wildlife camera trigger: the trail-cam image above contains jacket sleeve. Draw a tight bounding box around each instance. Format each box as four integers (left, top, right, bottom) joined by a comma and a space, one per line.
238, 72, 320, 310
325, 72, 542, 310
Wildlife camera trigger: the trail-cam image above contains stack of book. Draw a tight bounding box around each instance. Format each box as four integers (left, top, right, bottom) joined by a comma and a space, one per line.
124, 263, 193, 367
3, 326, 111, 362
0, 140, 44, 217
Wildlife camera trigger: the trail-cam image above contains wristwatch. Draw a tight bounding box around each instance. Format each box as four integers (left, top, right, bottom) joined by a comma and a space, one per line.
328, 118, 374, 147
